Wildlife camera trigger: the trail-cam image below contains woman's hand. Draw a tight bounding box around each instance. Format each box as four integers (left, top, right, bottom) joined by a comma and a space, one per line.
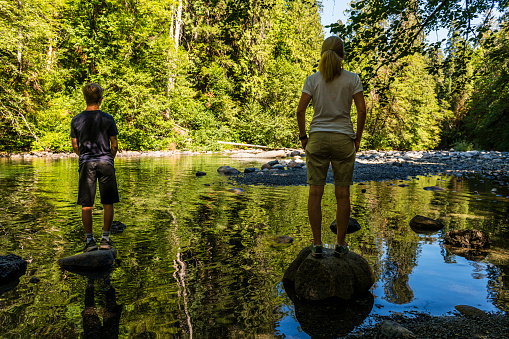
301, 138, 308, 150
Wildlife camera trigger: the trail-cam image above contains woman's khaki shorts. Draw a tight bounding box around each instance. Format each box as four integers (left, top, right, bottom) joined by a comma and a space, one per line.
305, 132, 356, 186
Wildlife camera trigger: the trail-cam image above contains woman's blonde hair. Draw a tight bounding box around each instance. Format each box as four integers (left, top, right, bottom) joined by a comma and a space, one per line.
318, 36, 345, 82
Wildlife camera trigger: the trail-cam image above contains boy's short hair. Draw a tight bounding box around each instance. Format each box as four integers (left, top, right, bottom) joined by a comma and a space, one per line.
82, 83, 104, 105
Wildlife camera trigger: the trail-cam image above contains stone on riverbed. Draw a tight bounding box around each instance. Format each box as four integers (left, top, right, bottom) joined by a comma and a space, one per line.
0, 254, 27, 284
283, 246, 375, 301
444, 229, 490, 249
375, 320, 416, 338
423, 186, 445, 191
409, 215, 444, 233
454, 305, 487, 317
330, 217, 362, 234
58, 248, 117, 270
217, 166, 240, 175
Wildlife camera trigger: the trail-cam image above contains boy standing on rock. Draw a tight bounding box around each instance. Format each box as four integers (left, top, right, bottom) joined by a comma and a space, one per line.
71, 83, 119, 252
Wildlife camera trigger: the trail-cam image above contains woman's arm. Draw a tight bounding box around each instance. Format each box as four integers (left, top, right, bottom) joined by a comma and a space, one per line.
353, 91, 367, 152
296, 92, 312, 149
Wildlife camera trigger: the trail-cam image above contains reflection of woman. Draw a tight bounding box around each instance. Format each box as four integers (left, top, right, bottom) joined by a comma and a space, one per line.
296, 36, 367, 258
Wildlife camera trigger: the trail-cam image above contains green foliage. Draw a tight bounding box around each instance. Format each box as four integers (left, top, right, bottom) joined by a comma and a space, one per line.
1, 0, 508, 152
462, 22, 509, 150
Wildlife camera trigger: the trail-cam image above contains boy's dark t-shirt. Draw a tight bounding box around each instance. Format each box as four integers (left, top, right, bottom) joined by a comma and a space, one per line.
70, 110, 118, 167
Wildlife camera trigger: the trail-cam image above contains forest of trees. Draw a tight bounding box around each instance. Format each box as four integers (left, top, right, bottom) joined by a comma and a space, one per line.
0, 0, 507, 153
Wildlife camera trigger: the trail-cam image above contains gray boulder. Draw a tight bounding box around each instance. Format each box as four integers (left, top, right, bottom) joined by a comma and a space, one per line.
0, 254, 27, 284
58, 248, 117, 270
244, 167, 257, 173
330, 217, 362, 234
283, 247, 375, 301
409, 215, 444, 233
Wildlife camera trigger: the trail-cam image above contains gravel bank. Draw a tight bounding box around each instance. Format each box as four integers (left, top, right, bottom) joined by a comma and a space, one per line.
348, 312, 509, 338
229, 149, 509, 186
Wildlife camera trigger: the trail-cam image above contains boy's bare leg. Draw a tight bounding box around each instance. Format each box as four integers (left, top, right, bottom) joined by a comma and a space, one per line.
335, 186, 350, 246
103, 204, 114, 232
308, 185, 324, 246
82, 207, 93, 234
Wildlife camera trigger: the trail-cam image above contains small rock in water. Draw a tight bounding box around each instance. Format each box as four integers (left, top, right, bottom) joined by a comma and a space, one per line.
217, 166, 231, 173
196, 171, 206, 176
267, 160, 279, 166
227, 187, 244, 194
455, 305, 487, 317
274, 235, 293, 244
0, 254, 27, 284
290, 150, 300, 156
398, 184, 409, 187
423, 186, 445, 191
111, 221, 126, 233
224, 167, 240, 175
409, 215, 444, 233
244, 167, 257, 173
376, 320, 416, 338
361, 189, 367, 193
29, 277, 40, 283
261, 163, 272, 170
330, 218, 362, 234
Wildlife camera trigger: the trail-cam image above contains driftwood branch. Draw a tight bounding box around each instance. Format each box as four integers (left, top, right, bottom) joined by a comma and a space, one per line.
217, 141, 269, 148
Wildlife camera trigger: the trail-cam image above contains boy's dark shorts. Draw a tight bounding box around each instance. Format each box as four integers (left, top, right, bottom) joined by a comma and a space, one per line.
305, 132, 356, 186
78, 161, 119, 206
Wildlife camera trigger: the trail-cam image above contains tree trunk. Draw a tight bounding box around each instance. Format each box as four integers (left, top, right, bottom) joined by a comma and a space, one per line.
174, 0, 183, 51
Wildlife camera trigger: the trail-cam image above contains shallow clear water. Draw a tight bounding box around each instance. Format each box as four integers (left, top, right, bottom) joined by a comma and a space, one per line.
0, 155, 508, 338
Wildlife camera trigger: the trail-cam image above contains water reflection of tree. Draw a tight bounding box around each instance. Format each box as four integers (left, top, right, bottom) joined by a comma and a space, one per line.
380, 217, 421, 304
172, 189, 285, 338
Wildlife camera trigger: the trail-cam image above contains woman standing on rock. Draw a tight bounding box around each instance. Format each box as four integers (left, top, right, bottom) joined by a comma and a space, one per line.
296, 36, 366, 258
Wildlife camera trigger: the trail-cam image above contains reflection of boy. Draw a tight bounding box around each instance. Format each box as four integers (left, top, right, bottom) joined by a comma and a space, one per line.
70, 83, 119, 252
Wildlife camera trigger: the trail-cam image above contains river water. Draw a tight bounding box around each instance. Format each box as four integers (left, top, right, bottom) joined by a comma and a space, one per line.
0, 155, 508, 338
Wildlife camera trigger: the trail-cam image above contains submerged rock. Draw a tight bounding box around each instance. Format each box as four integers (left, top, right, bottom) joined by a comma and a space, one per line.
330, 217, 362, 234
423, 186, 445, 191
0, 254, 27, 284
409, 215, 444, 233
444, 229, 490, 249
227, 187, 244, 194
375, 320, 416, 338
196, 171, 206, 176
58, 248, 117, 270
283, 246, 375, 301
455, 305, 487, 317
273, 235, 293, 244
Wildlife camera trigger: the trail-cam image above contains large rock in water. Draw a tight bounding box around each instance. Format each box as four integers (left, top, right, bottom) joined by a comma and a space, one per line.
58, 249, 117, 270
409, 215, 444, 233
0, 254, 27, 284
283, 247, 375, 301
